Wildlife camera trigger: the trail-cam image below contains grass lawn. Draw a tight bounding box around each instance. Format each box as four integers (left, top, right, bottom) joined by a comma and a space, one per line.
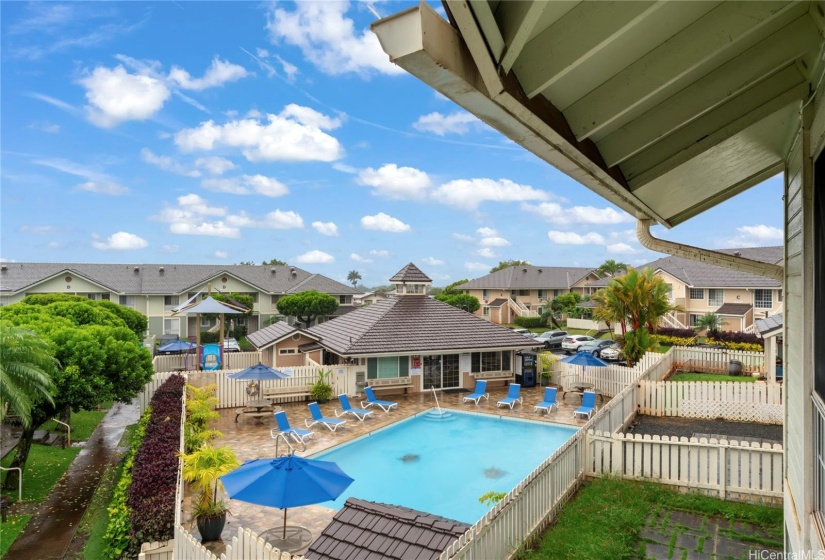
522, 478, 782, 560
669, 372, 756, 383
1, 444, 81, 503
40, 404, 112, 443
0, 514, 31, 558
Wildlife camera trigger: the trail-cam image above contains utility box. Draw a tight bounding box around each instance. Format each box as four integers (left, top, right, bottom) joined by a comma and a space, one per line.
516, 350, 537, 388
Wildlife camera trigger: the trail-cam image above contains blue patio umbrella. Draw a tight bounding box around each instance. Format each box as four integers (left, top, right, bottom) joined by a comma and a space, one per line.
220, 455, 354, 539
560, 352, 609, 368
158, 340, 197, 353
226, 363, 291, 381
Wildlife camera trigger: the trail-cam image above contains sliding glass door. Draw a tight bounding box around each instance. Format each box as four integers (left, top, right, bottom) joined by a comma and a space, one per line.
422, 354, 460, 389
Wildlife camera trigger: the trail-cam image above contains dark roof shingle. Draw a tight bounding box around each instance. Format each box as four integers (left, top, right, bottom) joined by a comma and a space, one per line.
715, 303, 753, 316
389, 263, 432, 283
458, 266, 595, 290
307, 498, 469, 560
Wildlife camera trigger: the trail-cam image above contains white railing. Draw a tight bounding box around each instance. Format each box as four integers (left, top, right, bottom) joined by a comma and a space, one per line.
214, 366, 353, 408
152, 351, 263, 373
557, 351, 667, 398
637, 381, 783, 423
660, 311, 688, 330
673, 347, 764, 373
587, 431, 783, 503
508, 297, 539, 317
173, 526, 303, 560
137, 372, 181, 414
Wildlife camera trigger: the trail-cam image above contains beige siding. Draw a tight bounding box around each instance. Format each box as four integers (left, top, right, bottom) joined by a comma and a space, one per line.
273, 333, 315, 367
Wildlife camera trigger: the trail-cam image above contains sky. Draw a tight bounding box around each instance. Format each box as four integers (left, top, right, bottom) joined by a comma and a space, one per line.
0, 1, 785, 288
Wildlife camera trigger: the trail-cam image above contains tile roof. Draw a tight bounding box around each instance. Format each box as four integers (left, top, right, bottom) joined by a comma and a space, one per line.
389, 263, 432, 283
306, 498, 469, 560
486, 298, 508, 307
246, 321, 302, 348
755, 313, 783, 336
715, 303, 753, 316
458, 266, 596, 290
0, 263, 359, 295
307, 297, 539, 355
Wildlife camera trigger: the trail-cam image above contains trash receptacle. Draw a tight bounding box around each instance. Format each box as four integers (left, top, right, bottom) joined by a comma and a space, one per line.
729, 360, 742, 376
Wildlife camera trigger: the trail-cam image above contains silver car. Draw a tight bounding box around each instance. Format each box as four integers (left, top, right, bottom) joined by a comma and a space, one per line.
561, 335, 595, 354
600, 344, 624, 361
534, 330, 568, 349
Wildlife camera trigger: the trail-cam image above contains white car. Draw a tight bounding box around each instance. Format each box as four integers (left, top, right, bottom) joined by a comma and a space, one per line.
599, 344, 624, 361
512, 328, 538, 339
561, 335, 595, 354
223, 337, 241, 352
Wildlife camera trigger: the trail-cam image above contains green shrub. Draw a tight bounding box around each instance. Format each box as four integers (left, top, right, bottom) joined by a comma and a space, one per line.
310, 369, 334, 404
650, 334, 696, 347
706, 339, 764, 352
514, 316, 546, 329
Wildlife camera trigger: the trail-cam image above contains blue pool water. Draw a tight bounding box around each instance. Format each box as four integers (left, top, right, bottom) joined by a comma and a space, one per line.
312, 409, 578, 524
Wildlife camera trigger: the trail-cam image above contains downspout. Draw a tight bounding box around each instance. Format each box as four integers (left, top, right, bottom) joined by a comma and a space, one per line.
636, 219, 784, 282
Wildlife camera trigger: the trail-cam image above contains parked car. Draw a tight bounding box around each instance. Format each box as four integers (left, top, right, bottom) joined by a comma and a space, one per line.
511, 328, 538, 339
534, 330, 568, 349
561, 335, 595, 354
223, 337, 241, 352
577, 339, 616, 356
600, 344, 624, 362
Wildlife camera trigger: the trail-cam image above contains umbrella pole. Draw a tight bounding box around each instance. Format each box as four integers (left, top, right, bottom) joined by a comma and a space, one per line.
283, 508, 288, 539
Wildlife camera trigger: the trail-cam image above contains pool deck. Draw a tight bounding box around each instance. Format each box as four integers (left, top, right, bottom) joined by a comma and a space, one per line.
196, 384, 603, 555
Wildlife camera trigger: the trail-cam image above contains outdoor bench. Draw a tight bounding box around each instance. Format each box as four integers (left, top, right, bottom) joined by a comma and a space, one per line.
368, 377, 413, 394
471, 371, 514, 388
263, 385, 313, 402
233, 408, 272, 425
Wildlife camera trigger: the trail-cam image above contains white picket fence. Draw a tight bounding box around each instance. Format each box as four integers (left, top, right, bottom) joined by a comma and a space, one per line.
557, 351, 666, 398
152, 351, 263, 373
172, 526, 302, 560
637, 380, 783, 424
673, 347, 764, 373
587, 431, 783, 502
137, 371, 183, 414
214, 366, 352, 408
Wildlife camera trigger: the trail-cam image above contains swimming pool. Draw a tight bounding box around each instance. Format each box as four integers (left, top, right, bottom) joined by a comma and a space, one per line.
312, 409, 578, 524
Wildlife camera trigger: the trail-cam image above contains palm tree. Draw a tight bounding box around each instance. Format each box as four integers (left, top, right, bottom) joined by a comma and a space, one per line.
0, 322, 57, 427
694, 312, 724, 333
596, 259, 629, 278
347, 270, 362, 289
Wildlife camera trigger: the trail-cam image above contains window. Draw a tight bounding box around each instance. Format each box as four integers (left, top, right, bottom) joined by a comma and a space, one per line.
119, 295, 135, 308
708, 289, 724, 306
407, 284, 423, 294
482, 289, 489, 300
754, 289, 772, 309
690, 314, 701, 327
482, 307, 490, 316
538, 290, 546, 301
689, 288, 704, 300
366, 356, 409, 379
164, 295, 179, 309
164, 318, 180, 335
470, 351, 509, 373
271, 295, 279, 308
339, 295, 352, 304
518, 289, 529, 296
200, 316, 215, 328
554, 289, 561, 297
778, 289, 783, 302
278, 348, 297, 355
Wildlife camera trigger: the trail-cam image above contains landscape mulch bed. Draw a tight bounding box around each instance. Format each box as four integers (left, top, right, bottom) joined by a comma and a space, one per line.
627, 416, 782, 443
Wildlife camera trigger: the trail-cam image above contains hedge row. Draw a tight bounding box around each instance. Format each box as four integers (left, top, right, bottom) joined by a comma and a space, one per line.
514, 316, 546, 329
706, 339, 764, 352
651, 334, 696, 347
126, 374, 185, 556
655, 327, 697, 338
708, 329, 764, 347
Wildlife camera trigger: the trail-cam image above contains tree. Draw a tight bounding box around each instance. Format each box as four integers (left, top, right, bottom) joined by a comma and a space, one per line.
0, 298, 153, 489
0, 322, 57, 428
550, 292, 582, 316
275, 290, 339, 327
596, 259, 629, 278
436, 293, 481, 313
347, 270, 362, 288
694, 312, 724, 333
490, 260, 530, 273
262, 258, 287, 266
442, 279, 469, 295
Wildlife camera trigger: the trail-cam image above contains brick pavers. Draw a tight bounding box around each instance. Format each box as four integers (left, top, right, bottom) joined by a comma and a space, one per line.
195, 384, 591, 554
641, 508, 782, 560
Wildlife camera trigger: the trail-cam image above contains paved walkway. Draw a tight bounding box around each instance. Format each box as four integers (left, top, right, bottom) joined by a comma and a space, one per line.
5, 401, 139, 560
641, 509, 783, 559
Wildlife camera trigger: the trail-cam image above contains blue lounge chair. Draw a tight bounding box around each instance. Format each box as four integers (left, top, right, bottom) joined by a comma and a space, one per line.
273, 411, 313, 443
361, 387, 398, 412
335, 394, 374, 422
497, 383, 523, 409
305, 402, 346, 432
463, 380, 489, 405
573, 391, 597, 420
534, 387, 558, 414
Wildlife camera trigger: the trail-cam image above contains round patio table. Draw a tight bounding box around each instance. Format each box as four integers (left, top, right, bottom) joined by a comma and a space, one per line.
260, 526, 313, 554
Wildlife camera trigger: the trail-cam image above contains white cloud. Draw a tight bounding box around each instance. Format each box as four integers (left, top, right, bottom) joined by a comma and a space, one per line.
433, 178, 548, 210
412, 111, 483, 136
35, 158, 129, 195
80, 65, 170, 127
452, 233, 473, 242
161, 244, 179, 253
350, 253, 372, 263
356, 164, 431, 200
523, 202, 633, 225
214, 250, 229, 259
28, 121, 60, 133
169, 221, 240, 238
464, 262, 489, 272
168, 57, 250, 91
295, 250, 334, 264
195, 156, 236, 175
266, 2, 403, 76
360, 212, 411, 233
422, 257, 444, 266
312, 221, 339, 236
479, 237, 510, 247
477, 247, 497, 258
476, 227, 497, 237
726, 224, 784, 247
92, 231, 148, 250
19, 225, 63, 234
152, 194, 239, 238
141, 148, 201, 177
226, 210, 304, 230
275, 55, 299, 82
606, 243, 636, 254
369, 249, 390, 258
547, 231, 606, 245
333, 163, 357, 174
201, 174, 289, 197
77, 181, 129, 195
174, 104, 343, 162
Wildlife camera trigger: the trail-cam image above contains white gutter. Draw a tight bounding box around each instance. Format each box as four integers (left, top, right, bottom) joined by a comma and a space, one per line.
636, 219, 783, 282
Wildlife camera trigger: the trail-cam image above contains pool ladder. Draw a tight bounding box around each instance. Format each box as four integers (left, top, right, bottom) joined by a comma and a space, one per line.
271, 430, 306, 457
431, 387, 443, 415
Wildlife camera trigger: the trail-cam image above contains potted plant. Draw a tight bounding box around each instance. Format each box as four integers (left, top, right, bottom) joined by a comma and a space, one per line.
310, 368, 334, 404
181, 446, 240, 542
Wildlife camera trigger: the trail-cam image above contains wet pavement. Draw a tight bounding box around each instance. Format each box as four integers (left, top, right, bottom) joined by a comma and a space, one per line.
628, 416, 783, 443
5, 401, 139, 560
